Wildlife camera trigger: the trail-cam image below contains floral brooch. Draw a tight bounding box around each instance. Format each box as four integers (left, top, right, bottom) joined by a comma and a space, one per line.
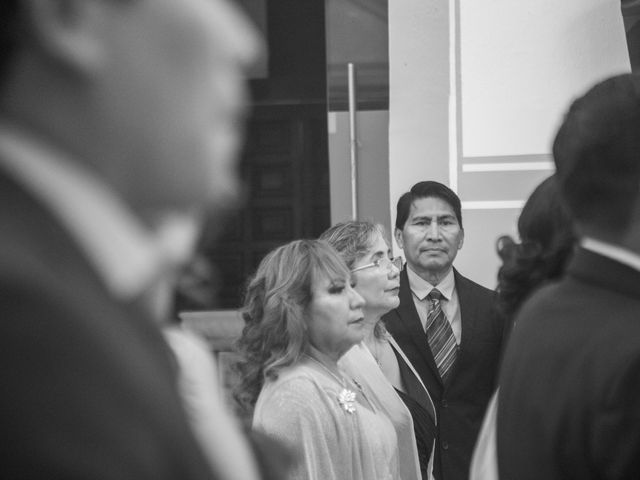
338, 388, 357, 413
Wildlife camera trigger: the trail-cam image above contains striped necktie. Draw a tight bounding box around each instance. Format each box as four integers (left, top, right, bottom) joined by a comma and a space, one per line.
426, 288, 457, 381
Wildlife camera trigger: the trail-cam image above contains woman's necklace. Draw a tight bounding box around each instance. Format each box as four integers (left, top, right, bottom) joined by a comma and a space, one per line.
305, 353, 358, 414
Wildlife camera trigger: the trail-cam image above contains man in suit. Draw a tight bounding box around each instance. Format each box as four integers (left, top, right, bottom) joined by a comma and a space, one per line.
384, 181, 505, 480
497, 74, 640, 479
0, 0, 262, 478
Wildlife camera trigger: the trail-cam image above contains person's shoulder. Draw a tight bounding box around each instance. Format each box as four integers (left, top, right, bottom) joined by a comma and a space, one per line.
258, 365, 324, 404
454, 269, 496, 297
0, 232, 47, 283
0, 235, 77, 323
253, 366, 342, 430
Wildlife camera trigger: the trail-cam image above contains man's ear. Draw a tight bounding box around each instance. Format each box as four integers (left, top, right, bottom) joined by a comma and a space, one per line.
458, 228, 465, 250
24, 0, 111, 75
394, 227, 404, 250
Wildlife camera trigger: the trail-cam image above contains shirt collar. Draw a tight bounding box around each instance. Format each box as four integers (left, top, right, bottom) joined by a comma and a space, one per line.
581, 236, 640, 273
406, 265, 455, 301
0, 124, 198, 301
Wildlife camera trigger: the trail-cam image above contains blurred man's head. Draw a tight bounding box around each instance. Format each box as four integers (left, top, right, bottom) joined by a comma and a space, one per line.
0, 0, 261, 221
553, 73, 640, 244
394, 181, 464, 284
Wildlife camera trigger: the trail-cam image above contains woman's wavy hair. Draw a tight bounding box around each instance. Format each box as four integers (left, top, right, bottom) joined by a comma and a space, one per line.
320, 220, 389, 338
496, 175, 576, 322
233, 239, 351, 415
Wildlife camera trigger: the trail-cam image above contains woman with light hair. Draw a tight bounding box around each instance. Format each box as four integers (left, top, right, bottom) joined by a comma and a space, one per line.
235, 239, 400, 480
321, 221, 437, 480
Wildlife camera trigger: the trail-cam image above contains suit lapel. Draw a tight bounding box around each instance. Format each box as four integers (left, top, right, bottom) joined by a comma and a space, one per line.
569, 246, 640, 298
1, 169, 176, 369
442, 269, 484, 386
387, 333, 437, 422
0, 171, 103, 292
453, 269, 476, 353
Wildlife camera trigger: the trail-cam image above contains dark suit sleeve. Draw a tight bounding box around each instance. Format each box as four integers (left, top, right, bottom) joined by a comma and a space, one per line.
591, 356, 640, 478
0, 276, 212, 479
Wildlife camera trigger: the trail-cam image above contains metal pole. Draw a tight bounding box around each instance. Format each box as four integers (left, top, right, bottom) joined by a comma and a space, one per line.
348, 62, 358, 220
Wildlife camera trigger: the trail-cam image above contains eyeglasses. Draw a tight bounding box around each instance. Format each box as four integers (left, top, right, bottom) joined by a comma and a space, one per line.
350, 256, 404, 273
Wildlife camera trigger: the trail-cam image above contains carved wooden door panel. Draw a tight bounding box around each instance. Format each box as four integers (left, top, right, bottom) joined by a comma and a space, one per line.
203, 103, 331, 308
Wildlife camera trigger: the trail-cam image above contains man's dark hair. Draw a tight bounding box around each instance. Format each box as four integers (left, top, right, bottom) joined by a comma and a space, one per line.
395, 180, 463, 230
553, 73, 640, 234
0, 1, 22, 84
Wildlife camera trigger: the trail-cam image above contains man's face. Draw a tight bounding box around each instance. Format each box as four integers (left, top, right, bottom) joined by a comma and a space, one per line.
395, 196, 464, 281
97, 0, 261, 217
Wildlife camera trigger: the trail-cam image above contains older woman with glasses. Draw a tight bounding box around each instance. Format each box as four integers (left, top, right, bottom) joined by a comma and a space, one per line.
321, 221, 438, 480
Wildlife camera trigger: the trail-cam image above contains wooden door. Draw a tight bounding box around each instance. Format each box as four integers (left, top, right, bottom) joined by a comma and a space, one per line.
200, 103, 331, 309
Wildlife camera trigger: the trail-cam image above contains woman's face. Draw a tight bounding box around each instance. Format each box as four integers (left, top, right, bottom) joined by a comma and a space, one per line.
351, 233, 401, 317
306, 272, 366, 360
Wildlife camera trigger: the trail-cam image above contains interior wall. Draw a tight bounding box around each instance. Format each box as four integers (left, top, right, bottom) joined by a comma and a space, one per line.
460, 0, 630, 157
328, 111, 390, 231
388, 0, 451, 207
388, 0, 631, 288
325, 0, 390, 233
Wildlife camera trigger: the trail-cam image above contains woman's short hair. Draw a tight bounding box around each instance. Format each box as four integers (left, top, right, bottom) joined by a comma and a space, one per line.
496, 175, 575, 321
234, 239, 350, 414
319, 220, 386, 270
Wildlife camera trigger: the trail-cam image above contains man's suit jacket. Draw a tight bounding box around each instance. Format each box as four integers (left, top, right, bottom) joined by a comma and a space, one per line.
0, 170, 214, 478
497, 247, 640, 479
383, 267, 503, 480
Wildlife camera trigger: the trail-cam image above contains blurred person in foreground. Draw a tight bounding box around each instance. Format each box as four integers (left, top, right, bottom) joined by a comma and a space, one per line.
494, 175, 576, 333
0, 0, 262, 478
384, 181, 506, 480
469, 174, 576, 480
497, 73, 640, 479
235, 239, 401, 480
321, 220, 437, 480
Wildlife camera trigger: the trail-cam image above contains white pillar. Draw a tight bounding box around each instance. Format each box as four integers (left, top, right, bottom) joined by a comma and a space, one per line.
389, 0, 631, 287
